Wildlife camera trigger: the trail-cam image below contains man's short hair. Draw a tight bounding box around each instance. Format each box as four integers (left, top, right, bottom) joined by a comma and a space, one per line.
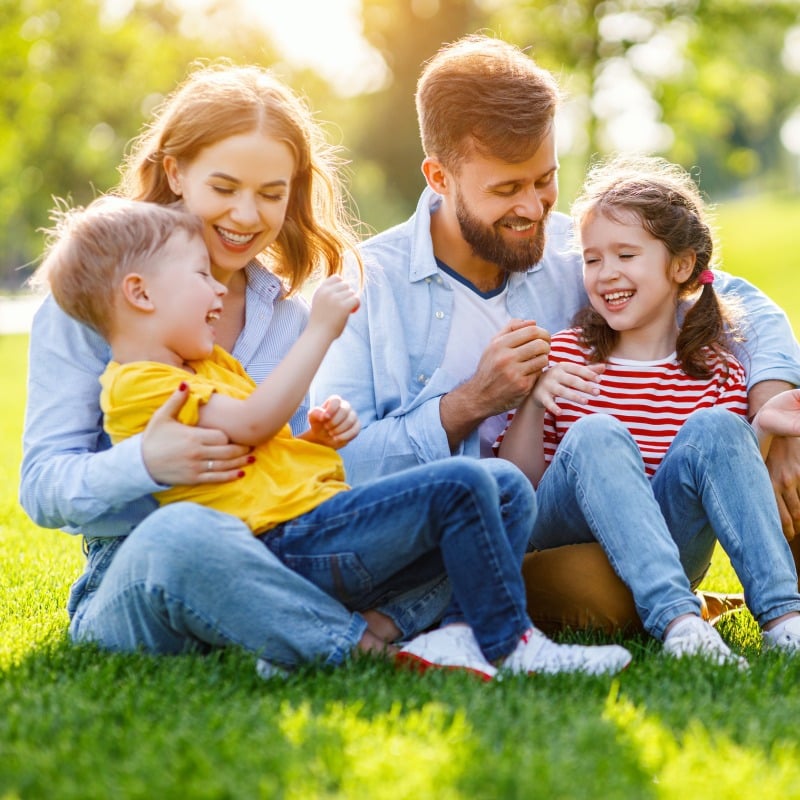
416, 34, 561, 170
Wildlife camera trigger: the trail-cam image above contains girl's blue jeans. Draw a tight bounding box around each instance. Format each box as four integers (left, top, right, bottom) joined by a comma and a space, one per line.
530, 407, 800, 640
260, 456, 536, 662
70, 456, 535, 665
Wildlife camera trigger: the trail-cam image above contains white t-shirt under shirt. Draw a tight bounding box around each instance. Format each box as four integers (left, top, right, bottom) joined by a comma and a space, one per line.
437, 260, 512, 457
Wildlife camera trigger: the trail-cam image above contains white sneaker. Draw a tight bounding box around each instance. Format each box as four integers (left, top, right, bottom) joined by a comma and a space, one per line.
663, 615, 749, 669
500, 628, 632, 677
762, 615, 800, 653
396, 624, 497, 681
255, 658, 290, 681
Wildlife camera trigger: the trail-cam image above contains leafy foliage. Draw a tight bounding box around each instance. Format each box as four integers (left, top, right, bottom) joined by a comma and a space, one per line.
0, 0, 283, 287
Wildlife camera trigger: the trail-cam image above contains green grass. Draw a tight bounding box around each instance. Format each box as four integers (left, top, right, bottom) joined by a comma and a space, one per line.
716, 194, 800, 336
4, 197, 800, 799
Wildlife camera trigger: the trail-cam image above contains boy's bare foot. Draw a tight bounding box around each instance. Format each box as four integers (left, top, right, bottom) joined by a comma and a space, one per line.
356, 628, 399, 657
361, 609, 402, 643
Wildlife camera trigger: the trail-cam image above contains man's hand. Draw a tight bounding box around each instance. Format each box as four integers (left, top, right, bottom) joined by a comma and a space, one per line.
440, 319, 550, 450
764, 435, 800, 540
750, 380, 800, 540
142, 383, 252, 485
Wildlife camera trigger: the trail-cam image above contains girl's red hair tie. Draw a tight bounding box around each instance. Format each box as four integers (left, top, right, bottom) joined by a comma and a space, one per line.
698, 270, 714, 285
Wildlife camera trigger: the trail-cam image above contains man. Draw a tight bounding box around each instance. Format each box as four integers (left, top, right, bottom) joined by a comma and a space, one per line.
313, 34, 800, 631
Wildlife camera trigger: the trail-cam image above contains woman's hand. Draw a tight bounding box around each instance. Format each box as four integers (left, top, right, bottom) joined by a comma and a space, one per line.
301, 395, 361, 450
532, 362, 605, 416
142, 384, 252, 485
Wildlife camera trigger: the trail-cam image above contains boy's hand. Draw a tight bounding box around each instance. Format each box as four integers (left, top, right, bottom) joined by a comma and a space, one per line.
309, 276, 360, 340
532, 362, 605, 416
303, 395, 361, 449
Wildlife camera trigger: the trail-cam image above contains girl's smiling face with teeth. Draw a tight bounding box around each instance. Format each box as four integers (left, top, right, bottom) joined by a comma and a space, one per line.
163, 131, 296, 283
580, 209, 689, 357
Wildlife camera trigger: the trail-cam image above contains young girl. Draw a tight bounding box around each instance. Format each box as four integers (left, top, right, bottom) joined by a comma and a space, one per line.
37, 196, 633, 681
20, 63, 421, 673
498, 154, 800, 666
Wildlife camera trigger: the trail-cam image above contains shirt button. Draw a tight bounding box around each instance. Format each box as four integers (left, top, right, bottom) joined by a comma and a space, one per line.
435, 311, 444, 319
418, 374, 427, 383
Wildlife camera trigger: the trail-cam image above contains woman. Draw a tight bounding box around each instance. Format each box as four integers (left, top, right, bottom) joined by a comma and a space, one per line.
20, 63, 436, 673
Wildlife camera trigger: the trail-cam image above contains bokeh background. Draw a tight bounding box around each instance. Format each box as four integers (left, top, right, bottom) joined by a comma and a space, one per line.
3, 0, 800, 314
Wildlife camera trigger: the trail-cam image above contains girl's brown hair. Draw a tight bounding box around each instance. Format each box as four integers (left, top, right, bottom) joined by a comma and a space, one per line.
118, 61, 361, 293
571, 155, 741, 379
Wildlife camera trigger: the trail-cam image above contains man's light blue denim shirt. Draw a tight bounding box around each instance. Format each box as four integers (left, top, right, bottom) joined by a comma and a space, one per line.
313, 187, 800, 486
20, 262, 310, 539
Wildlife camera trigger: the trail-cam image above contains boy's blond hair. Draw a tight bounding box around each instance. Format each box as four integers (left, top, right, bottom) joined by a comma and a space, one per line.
37, 196, 202, 338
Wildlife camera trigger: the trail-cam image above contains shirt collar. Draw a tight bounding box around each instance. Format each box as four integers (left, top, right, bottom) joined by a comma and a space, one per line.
245, 260, 284, 301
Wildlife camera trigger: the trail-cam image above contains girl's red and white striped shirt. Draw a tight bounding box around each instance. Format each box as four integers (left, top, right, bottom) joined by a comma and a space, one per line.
498, 327, 748, 477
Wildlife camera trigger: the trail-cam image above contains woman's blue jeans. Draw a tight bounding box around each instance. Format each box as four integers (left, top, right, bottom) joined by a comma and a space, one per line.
69, 504, 368, 667
530, 408, 800, 640
260, 456, 536, 662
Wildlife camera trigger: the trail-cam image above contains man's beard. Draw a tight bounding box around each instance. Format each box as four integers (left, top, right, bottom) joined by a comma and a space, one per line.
455, 188, 549, 273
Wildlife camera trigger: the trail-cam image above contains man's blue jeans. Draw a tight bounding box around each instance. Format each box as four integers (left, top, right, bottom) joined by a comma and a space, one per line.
260, 457, 536, 662
530, 407, 800, 640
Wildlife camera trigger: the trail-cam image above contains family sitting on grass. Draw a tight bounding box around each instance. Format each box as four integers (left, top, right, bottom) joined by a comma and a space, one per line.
20, 35, 800, 681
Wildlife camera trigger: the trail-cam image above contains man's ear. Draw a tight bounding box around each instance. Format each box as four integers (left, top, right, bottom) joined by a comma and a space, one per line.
121, 273, 155, 311
421, 157, 450, 195
673, 250, 697, 283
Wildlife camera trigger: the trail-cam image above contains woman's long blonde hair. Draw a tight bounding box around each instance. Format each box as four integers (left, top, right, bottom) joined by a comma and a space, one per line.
118, 61, 362, 294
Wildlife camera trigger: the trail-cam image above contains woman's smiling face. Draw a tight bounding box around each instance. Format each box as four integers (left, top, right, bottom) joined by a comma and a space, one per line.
163, 131, 296, 282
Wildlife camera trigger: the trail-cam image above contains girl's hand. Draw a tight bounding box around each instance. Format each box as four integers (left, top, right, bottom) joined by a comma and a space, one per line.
753, 388, 800, 438
302, 395, 361, 449
309, 276, 360, 340
532, 362, 605, 416
142, 384, 252, 485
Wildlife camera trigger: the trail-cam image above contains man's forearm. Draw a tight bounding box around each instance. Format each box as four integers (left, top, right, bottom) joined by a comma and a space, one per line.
439, 383, 488, 452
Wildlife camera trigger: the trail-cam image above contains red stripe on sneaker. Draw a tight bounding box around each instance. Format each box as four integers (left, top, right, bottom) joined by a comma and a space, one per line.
394, 651, 495, 682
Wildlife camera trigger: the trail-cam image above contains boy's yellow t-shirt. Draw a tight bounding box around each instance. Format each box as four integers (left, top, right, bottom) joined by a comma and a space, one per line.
99, 346, 349, 534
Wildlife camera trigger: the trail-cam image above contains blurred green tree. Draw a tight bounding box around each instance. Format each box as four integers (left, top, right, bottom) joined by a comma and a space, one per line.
483, 0, 800, 198
342, 0, 489, 231
0, 0, 282, 286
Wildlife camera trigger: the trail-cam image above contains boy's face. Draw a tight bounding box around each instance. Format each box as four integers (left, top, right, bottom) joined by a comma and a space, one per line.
144, 229, 227, 365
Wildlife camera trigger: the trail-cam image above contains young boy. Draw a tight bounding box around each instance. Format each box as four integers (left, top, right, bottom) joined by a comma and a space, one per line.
38, 196, 632, 679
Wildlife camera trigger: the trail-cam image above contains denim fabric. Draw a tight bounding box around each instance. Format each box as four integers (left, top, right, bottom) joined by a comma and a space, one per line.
69, 503, 366, 667
312, 187, 800, 487
260, 457, 536, 662
22, 269, 374, 667
531, 409, 800, 639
